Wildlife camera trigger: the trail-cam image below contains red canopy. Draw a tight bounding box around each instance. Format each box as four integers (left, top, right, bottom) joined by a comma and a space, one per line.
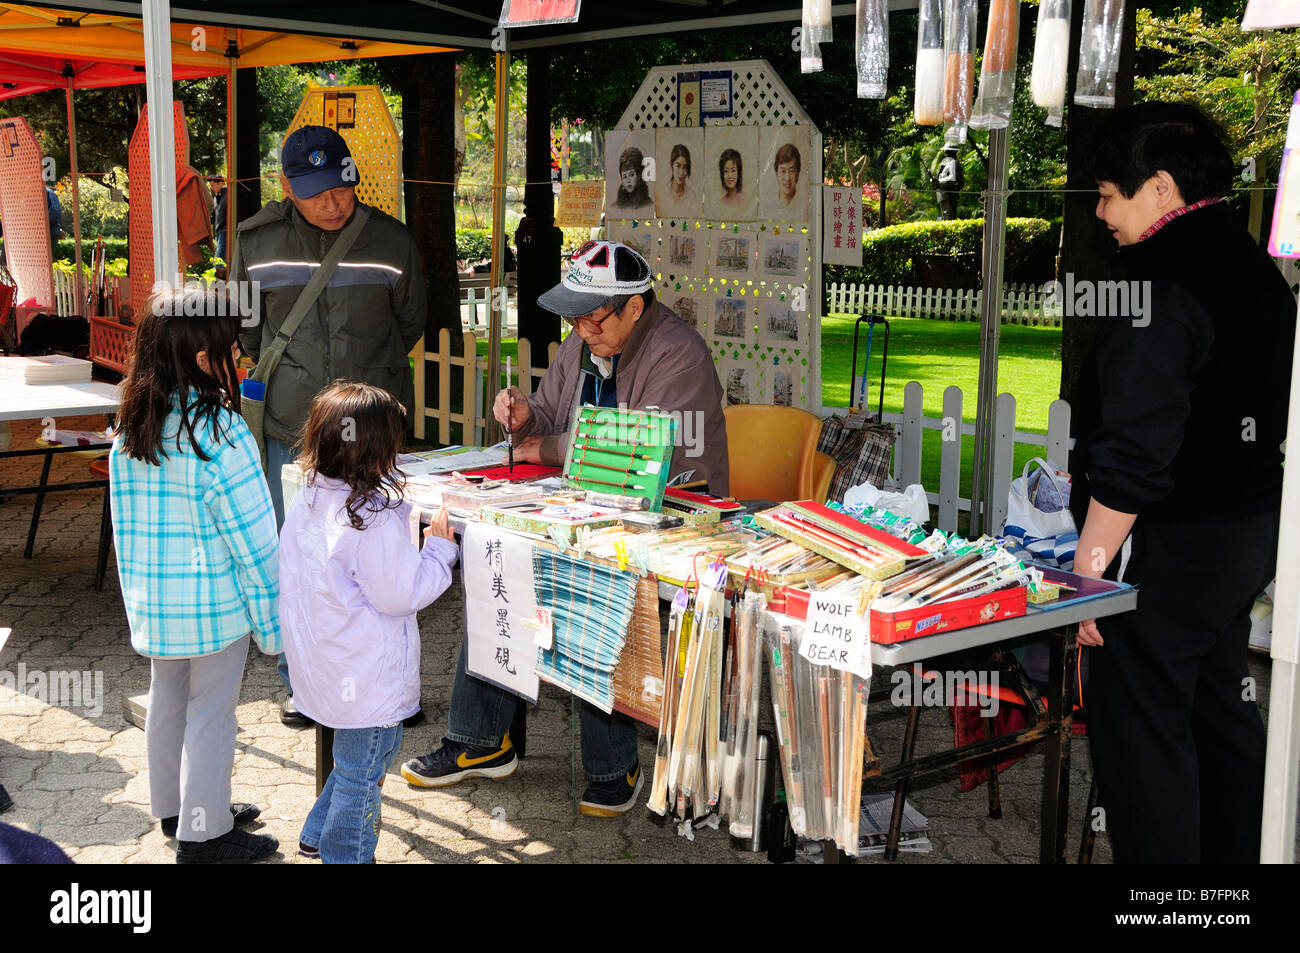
0, 52, 219, 101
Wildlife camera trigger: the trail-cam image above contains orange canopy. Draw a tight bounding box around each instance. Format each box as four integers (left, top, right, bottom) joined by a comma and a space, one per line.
0, 2, 453, 100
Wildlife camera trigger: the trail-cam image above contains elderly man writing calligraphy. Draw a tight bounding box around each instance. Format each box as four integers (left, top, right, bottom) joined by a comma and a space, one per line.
402, 241, 729, 816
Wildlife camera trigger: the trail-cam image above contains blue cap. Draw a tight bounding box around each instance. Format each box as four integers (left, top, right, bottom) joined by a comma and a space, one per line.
281, 125, 359, 199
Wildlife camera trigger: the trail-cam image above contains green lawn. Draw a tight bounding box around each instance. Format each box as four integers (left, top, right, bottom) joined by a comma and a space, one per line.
474, 315, 1065, 507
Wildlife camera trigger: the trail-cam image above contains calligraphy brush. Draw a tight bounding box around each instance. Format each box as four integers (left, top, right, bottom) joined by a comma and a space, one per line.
568, 475, 651, 492
506, 355, 514, 473
573, 441, 662, 463
574, 459, 649, 477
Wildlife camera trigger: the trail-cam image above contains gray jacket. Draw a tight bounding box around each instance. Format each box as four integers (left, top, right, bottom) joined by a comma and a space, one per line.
234, 199, 426, 446
517, 302, 730, 495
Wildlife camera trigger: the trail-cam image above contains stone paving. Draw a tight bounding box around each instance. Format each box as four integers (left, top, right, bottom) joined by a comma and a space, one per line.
0, 415, 1291, 864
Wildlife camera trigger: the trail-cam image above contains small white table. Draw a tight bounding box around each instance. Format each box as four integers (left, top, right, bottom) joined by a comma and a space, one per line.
0, 379, 121, 422
0, 378, 121, 587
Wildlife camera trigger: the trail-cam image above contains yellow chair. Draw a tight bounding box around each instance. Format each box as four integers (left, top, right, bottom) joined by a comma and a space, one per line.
723, 404, 830, 504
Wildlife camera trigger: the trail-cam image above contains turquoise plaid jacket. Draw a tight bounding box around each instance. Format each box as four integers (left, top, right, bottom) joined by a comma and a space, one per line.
109, 394, 281, 658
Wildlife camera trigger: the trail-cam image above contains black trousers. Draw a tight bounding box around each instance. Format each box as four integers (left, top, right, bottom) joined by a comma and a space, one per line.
1087, 509, 1278, 864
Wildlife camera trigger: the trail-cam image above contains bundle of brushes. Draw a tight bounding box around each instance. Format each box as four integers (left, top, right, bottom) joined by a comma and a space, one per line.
765, 607, 872, 856
647, 564, 770, 837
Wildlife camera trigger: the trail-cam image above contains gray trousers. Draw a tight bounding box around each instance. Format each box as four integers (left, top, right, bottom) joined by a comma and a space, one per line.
146, 635, 250, 842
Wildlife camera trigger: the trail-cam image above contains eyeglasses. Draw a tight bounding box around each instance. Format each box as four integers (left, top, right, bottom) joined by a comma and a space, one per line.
565, 304, 619, 333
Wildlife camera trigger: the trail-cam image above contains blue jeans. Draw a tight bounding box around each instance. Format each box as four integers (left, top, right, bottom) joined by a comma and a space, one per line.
447, 642, 638, 782
301, 723, 403, 864
266, 436, 297, 694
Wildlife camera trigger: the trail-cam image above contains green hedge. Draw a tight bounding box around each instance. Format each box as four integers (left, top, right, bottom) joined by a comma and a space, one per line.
54, 237, 129, 263
826, 218, 1058, 288
456, 228, 496, 263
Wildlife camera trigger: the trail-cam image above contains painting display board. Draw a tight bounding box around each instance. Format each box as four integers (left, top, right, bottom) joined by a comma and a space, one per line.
611, 60, 823, 412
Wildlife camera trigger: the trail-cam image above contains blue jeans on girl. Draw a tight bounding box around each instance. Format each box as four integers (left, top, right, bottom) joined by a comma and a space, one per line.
301, 722, 403, 863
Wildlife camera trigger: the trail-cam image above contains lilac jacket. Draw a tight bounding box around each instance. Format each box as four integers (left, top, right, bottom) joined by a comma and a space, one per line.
279, 476, 459, 730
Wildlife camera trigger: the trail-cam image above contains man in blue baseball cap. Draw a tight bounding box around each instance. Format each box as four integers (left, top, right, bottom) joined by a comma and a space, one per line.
234, 124, 428, 728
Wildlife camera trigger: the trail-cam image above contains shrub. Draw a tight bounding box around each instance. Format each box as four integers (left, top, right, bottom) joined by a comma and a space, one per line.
826, 217, 1058, 287
455, 228, 494, 263
54, 237, 129, 263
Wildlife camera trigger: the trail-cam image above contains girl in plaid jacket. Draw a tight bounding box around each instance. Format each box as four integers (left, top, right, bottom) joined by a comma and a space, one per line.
110, 286, 281, 864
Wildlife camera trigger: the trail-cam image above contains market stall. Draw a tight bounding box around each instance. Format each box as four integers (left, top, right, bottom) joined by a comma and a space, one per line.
284, 404, 1134, 862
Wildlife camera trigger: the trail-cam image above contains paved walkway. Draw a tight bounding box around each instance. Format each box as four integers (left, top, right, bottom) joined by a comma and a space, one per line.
0, 415, 1289, 863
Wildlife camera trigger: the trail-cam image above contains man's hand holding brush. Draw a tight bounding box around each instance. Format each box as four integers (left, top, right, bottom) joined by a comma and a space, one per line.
492, 386, 544, 464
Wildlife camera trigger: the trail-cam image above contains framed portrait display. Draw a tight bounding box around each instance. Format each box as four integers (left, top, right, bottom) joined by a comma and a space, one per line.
605, 129, 657, 221
662, 287, 710, 336
655, 127, 705, 221
703, 125, 759, 222
758, 234, 810, 286
758, 125, 812, 223
766, 364, 800, 407
712, 294, 753, 345
719, 360, 755, 406
757, 293, 806, 347
664, 231, 704, 278
711, 231, 754, 281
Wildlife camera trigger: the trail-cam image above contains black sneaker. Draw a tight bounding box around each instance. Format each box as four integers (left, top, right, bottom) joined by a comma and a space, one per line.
400, 735, 518, 788
176, 828, 278, 864
579, 765, 644, 818
161, 802, 260, 839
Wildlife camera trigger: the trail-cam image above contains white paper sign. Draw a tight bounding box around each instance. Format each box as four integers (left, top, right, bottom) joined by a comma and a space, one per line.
823, 186, 863, 266
802, 594, 872, 678
462, 522, 541, 702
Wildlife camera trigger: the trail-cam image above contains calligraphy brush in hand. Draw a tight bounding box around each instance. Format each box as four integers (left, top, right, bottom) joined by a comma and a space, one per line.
505, 356, 514, 473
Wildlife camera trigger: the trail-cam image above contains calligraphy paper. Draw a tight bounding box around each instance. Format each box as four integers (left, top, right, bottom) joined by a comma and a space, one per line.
462, 522, 541, 702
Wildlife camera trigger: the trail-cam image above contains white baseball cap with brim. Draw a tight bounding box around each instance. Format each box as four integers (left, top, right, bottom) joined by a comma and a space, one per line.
537, 240, 653, 318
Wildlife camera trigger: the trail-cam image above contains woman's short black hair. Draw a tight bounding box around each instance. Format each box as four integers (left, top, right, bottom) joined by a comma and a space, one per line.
1086, 100, 1236, 202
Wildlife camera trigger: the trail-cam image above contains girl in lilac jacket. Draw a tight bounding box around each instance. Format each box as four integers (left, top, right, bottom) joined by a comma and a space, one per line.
280, 381, 458, 863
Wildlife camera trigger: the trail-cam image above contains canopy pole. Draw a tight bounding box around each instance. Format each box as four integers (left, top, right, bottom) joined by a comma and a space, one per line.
969, 126, 1010, 536
225, 34, 237, 267
1262, 294, 1300, 863
64, 78, 84, 308
486, 35, 510, 444
142, 0, 179, 290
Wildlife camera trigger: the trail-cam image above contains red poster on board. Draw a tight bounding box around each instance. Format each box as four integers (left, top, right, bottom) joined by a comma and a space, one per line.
500, 0, 582, 28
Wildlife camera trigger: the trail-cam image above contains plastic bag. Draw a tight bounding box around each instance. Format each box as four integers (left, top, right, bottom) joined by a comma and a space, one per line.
842, 481, 931, 525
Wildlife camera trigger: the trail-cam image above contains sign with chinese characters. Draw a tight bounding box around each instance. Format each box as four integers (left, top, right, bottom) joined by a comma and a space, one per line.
556, 180, 605, 227
462, 522, 541, 702
822, 185, 863, 266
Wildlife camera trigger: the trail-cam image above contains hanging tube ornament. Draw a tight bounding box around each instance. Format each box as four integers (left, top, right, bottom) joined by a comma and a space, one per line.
856, 0, 889, 99
1031, 0, 1071, 126
1076, 0, 1126, 107
914, 0, 945, 125
802, 0, 833, 74
942, 0, 979, 144
971, 0, 1020, 130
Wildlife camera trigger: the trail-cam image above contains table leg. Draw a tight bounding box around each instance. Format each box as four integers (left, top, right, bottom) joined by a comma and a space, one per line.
23, 450, 54, 558
316, 724, 335, 796
886, 701, 922, 861
1038, 624, 1076, 863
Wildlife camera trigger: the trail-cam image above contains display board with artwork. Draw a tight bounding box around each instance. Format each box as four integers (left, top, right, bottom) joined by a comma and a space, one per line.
611, 60, 823, 413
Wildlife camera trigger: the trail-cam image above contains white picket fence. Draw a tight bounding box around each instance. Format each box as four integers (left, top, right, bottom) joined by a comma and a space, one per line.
54, 272, 130, 317
826, 281, 1062, 327
875, 380, 1073, 534
412, 329, 558, 446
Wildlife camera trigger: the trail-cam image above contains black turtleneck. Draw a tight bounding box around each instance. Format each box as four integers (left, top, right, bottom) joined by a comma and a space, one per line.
1068, 202, 1296, 526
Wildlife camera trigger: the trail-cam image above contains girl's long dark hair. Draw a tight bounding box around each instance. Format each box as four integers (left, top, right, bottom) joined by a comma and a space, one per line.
296, 381, 406, 530
117, 286, 242, 465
